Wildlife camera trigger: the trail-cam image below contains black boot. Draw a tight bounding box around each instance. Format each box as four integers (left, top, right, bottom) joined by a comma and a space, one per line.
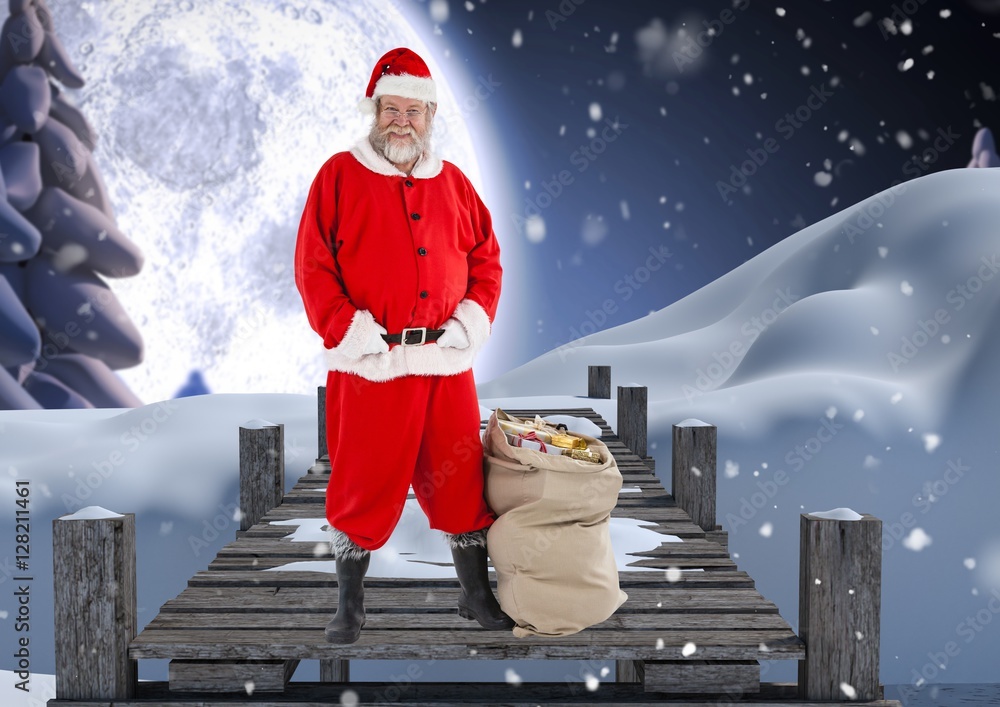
325, 538, 370, 644
448, 530, 515, 630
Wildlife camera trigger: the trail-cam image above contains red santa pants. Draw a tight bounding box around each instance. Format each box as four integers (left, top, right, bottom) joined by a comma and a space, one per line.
324, 368, 495, 551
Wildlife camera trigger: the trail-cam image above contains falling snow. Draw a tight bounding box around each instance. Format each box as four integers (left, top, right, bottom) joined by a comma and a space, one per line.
903, 527, 933, 551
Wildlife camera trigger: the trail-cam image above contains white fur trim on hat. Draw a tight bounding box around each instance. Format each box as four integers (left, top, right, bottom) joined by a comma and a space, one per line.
372, 72, 437, 105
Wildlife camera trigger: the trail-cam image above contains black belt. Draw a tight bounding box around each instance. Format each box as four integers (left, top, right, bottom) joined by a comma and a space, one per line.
381, 327, 446, 345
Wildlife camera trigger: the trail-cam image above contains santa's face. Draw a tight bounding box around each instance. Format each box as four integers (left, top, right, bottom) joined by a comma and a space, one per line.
370, 94, 434, 166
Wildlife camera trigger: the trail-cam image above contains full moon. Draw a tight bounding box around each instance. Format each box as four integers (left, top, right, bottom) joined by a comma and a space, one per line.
47, 0, 486, 403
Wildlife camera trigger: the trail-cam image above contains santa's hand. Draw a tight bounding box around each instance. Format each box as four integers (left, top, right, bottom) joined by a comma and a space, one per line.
436, 318, 470, 349
362, 322, 390, 355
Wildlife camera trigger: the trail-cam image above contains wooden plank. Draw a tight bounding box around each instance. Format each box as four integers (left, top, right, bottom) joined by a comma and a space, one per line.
168, 659, 298, 692
622, 556, 738, 570
209, 537, 729, 560
643, 659, 759, 694
156, 587, 780, 613
145, 612, 792, 632
45, 679, 905, 706
184, 569, 755, 589
205, 555, 739, 571
255, 505, 700, 523
129, 628, 806, 660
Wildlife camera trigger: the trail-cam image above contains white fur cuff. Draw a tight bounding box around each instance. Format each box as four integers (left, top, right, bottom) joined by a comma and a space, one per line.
444, 528, 488, 549
328, 526, 371, 561
450, 298, 492, 355
330, 308, 377, 362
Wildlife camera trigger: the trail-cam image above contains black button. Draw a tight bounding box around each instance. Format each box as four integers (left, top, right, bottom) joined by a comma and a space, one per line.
405, 179, 414, 187
419, 290, 428, 298
411, 213, 420, 220
417, 247, 427, 256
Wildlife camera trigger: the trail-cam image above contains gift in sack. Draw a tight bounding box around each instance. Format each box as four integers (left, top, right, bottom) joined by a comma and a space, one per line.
484, 408, 627, 637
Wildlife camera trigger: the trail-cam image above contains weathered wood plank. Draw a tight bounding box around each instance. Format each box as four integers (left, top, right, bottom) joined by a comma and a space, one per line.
145, 612, 792, 632
157, 587, 779, 613
184, 569, 754, 589
643, 659, 759, 694
209, 536, 729, 560
205, 554, 738, 571
168, 659, 299, 692
44, 679, 905, 706
256, 505, 700, 523
129, 628, 805, 660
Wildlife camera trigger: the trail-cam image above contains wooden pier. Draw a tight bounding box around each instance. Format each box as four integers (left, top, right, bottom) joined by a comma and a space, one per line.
48, 368, 900, 706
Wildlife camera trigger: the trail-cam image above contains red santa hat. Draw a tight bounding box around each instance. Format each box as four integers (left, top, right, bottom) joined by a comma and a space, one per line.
358, 47, 437, 115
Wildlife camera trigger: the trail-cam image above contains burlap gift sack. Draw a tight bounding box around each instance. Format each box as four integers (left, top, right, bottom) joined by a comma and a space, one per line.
483, 410, 628, 637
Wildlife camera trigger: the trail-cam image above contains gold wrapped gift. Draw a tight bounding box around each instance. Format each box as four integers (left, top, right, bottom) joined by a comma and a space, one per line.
561, 447, 603, 464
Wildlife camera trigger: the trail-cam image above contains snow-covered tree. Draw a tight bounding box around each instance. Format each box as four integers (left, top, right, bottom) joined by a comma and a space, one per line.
0, 0, 144, 409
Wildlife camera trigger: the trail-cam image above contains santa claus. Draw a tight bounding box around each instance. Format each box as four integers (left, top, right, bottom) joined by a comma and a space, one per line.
293, 47, 512, 643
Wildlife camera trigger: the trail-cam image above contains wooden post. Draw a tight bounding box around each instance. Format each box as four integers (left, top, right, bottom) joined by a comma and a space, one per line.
616, 385, 647, 458
588, 365, 611, 398
317, 385, 327, 460
615, 660, 644, 683
239, 421, 285, 532
320, 659, 350, 682
798, 512, 882, 701
672, 420, 717, 532
52, 511, 137, 700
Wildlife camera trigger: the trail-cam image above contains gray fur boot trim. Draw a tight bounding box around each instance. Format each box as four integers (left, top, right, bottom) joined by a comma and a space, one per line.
443, 527, 488, 549
327, 526, 371, 561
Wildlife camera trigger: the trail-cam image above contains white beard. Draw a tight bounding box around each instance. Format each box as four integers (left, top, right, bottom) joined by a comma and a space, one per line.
382, 134, 423, 164
370, 120, 433, 167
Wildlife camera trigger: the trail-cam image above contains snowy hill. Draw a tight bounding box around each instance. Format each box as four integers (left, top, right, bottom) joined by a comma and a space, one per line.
479, 168, 1000, 685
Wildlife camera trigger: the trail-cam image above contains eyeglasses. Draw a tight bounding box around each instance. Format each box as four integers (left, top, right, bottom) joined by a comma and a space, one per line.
381, 106, 426, 121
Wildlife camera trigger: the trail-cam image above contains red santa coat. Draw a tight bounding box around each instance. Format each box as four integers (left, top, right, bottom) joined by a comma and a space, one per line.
294, 136, 502, 381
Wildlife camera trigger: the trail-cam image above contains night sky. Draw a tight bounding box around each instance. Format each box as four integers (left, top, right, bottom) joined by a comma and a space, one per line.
398, 0, 1000, 375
